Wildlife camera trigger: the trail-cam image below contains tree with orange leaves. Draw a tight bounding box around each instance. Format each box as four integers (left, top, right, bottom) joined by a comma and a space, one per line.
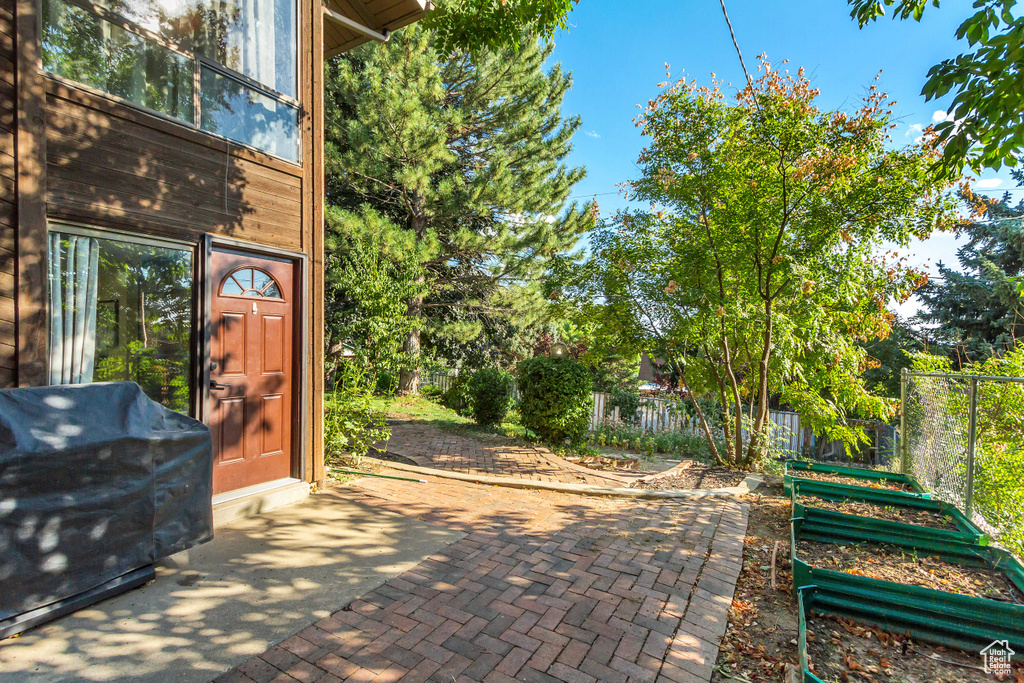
590, 56, 964, 467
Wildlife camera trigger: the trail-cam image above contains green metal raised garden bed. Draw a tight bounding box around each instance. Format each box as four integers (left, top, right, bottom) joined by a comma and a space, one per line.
788, 476, 932, 508
783, 460, 928, 497
796, 587, 826, 683
790, 518, 1024, 656
791, 494, 989, 546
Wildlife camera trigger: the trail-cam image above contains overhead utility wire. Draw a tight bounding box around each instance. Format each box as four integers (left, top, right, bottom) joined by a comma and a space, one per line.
719, 0, 753, 88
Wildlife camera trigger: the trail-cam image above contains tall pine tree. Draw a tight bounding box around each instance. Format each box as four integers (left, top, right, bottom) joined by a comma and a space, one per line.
325, 26, 591, 393
918, 172, 1024, 365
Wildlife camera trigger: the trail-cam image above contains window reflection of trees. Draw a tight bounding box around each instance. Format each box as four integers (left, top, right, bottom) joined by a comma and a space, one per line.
200, 67, 298, 161
95, 0, 296, 97
90, 239, 194, 414
40, 0, 299, 160
42, 0, 193, 120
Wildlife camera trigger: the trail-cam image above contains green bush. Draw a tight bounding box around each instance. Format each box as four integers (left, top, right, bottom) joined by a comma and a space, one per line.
468, 367, 515, 427
374, 370, 397, 396
606, 388, 642, 425
976, 446, 1024, 560
420, 383, 445, 401
325, 362, 391, 468
518, 356, 593, 444
442, 373, 474, 417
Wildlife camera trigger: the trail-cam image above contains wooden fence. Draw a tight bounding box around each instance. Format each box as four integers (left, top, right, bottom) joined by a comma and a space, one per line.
423, 372, 821, 456
591, 392, 809, 455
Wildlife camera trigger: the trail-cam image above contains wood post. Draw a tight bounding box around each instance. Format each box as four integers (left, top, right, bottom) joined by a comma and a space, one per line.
14, 0, 48, 387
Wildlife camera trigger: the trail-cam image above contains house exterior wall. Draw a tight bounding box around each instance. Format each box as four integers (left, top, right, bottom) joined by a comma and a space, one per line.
2, 0, 326, 488
0, 0, 15, 388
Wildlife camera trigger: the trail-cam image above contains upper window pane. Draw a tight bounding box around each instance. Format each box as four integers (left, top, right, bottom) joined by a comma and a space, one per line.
42, 0, 195, 123
97, 0, 297, 98
200, 67, 300, 162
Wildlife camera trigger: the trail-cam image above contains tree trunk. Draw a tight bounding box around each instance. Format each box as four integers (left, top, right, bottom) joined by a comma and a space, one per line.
718, 331, 745, 465
705, 350, 734, 462
676, 362, 723, 465
398, 192, 427, 395
747, 300, 774, 465
398, 307, 422, 395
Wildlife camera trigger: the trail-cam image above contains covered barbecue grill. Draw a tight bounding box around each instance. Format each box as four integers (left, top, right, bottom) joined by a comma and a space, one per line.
0, 382, 213, 637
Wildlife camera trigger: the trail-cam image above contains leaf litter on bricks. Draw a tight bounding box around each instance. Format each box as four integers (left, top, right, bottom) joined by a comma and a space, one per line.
712, 480, 1023, 683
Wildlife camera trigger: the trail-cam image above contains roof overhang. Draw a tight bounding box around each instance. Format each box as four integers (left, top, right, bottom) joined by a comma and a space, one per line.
322, 0, 434, 58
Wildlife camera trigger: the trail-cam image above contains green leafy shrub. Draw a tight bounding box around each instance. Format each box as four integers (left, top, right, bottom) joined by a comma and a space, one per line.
374, 370, 397, 396
468, 367, 515, 427
420, 383, 445, 401
518, 356, 593, 444
975, 447, 1024, 560
325, 362, 391, 469
442, 373, 474, 417
605, 388, 642, 425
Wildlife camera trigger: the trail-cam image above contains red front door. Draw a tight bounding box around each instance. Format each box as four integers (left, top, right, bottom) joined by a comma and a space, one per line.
209, 249, 295, 495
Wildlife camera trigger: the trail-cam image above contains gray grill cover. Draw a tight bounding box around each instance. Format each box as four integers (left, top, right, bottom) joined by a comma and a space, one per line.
0, 382, 213, 622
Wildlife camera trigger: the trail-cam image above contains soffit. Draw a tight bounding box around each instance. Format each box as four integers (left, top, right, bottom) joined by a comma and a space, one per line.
322, 0, 432, 58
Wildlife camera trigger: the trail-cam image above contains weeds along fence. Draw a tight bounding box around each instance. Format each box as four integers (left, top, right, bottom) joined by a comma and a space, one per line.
591, 392, 807, 454
424, 371, 456, 392
901, 369, 1024, 558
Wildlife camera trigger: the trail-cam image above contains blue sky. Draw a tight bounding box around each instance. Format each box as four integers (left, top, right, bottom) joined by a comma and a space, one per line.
547, 1, 1018, 316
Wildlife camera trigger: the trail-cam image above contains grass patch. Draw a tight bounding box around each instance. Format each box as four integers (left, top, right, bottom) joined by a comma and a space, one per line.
368, 394, 530, 445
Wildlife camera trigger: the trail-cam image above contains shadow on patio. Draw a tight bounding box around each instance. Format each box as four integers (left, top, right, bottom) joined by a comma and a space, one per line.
0, 489, 463, 683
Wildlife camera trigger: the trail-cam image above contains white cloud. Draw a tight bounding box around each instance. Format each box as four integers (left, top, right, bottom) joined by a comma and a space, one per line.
506, 212, 557, 226
584, 130, 601, 138
974, 178, 1004, 190
905, 123, 924, 143
932, 110, 950, 123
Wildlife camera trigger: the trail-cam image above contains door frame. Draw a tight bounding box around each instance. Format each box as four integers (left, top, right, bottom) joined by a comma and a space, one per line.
200, 235, 310, 485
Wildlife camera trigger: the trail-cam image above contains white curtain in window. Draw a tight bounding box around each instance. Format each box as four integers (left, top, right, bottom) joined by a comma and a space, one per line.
49, 234, 100, 385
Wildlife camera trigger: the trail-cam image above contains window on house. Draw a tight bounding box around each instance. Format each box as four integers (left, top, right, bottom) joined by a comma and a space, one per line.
48, 229, 195, 414
42, 0, 194, 122
97, 0, 298, 98
200, 66, 300, 162
40, 0, 300, 162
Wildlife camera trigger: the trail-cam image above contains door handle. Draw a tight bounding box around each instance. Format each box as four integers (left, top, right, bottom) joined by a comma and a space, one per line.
210, 380, 231, 390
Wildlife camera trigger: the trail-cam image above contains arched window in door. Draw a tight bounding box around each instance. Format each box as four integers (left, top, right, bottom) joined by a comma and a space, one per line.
220, 268, 283, 299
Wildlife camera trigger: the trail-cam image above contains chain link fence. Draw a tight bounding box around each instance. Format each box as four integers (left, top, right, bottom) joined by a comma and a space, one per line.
902, 369, 1024, 559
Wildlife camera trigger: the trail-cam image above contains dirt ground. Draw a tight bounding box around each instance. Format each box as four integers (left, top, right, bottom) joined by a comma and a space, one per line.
805, 613, 1019, 683
801, 496, 961, 531
587, 447, 682, 474
793, 470, 915, 492
798, 540, 1023, 604
631, 465, 747, 490
712, 483, 1024, 683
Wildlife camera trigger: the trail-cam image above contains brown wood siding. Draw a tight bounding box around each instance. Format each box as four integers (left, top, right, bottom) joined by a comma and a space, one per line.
0, 0, 16, 387
44, 82, 304, 251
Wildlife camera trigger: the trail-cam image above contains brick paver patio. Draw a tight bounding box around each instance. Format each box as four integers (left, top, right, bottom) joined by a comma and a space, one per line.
216, 472, 748, 683
384, 422, 635, 487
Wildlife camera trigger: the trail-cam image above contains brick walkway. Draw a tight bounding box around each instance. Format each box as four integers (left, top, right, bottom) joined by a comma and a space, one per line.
384, 422, 634, 487
216, 473, 748, 683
